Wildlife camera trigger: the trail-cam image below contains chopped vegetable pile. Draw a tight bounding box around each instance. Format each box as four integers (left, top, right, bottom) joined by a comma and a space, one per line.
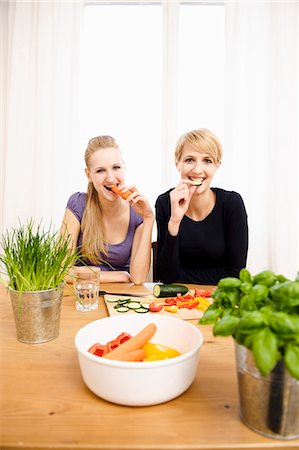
88, 325, 181, 362
106, 287, 213, 315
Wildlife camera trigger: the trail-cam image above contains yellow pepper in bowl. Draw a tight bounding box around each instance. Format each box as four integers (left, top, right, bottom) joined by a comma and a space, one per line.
142, 342, 181, 361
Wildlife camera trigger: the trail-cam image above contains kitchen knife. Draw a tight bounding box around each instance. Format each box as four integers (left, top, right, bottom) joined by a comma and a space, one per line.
99, 290, 152, 298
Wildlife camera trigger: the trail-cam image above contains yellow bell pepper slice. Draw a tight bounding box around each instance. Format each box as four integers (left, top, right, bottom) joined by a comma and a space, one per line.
164, 305, 178, 313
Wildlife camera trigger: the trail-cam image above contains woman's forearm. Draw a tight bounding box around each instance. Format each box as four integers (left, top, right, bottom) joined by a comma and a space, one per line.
130, 218, 154, 285
168, 217, 181, 236
100, 270, 131, 283
65, 266, 131, 284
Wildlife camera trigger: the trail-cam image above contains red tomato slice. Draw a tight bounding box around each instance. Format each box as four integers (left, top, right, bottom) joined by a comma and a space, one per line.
186, 301, 199, 309
164, 298, 177, 306
149, 302, 163, 312
106, 341, 119, 352
88, 343, 108, 357
118, 332, 132, 344
107, 332, 132, 351
182, 293, 194, 300
88, 332, 132, 357
194, 288, 214, 297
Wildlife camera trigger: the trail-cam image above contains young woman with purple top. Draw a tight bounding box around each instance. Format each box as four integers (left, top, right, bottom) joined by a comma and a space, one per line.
60, 135, 154, 284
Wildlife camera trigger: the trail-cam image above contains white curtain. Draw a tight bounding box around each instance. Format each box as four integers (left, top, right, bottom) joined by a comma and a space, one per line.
223, 2, 299, 280
1, 0, 298, 280
0, 0, 82, 235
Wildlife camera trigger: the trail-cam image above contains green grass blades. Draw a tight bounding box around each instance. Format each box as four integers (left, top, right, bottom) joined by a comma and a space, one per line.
0, 219, 78, 291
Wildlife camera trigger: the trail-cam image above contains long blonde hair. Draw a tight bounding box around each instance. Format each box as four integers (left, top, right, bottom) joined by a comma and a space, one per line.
81, 135, 120, 264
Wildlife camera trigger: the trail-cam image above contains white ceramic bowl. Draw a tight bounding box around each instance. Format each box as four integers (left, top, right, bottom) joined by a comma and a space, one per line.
75, 314, 204, 406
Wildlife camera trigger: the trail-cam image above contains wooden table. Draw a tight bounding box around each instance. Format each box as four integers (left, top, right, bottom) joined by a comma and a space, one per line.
1, 282, 298, 450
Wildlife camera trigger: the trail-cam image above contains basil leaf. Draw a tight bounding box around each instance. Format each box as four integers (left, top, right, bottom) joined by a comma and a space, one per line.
240, 281, 253, 294
250, 284, 269, 302
269, 312, 298, 336
252, 328, 278, 376
253, 270, 277, 287
218, 277, 241, 289
213, 316, 240, 336
199, 307, 222, 325
270, 281, 299, 308
219, 289, 240, 309
285, 343, 299, 380
239, 268, 253, 284
240, 295, 257, 313
238, 311, 265, 334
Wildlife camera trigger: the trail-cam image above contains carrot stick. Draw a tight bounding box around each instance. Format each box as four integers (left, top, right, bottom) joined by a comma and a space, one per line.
111, 185, 133, 200
103, 323, 157, 360
109, 349, 145, 362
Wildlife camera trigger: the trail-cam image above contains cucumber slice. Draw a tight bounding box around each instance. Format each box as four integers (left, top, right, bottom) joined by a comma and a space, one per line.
141, 302, 150, 309
134, 307, 150, 313
193, 179, 203, 186
106, 297, 131, 303
116, 306, 129, 313
127, 301, 142, 309
117, 299, 131, 304
106, 297, 121, 303
153, 284, 189, 298
114, 303, 128, 310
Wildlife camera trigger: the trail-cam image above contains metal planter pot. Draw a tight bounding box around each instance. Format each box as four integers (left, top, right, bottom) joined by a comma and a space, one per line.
9, 284, 64, 344
235, 343, 299, 440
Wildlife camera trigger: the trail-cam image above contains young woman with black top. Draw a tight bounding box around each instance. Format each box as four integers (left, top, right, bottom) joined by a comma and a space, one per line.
155, 128, 248, 285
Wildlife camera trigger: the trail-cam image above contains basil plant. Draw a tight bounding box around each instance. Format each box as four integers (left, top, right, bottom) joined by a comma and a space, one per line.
199, 269, 299, 380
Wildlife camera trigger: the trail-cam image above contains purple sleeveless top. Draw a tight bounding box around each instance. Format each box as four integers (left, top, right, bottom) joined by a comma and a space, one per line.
66, 192, 143, 271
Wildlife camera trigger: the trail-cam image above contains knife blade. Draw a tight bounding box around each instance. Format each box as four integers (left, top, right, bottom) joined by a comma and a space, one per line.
99, 290, 152, 298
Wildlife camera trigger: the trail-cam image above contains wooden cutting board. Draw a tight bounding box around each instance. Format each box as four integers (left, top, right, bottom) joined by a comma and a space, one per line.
104, 294, 210, 320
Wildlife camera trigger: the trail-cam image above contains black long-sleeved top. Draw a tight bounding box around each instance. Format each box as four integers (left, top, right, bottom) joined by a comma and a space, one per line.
155, 187, 248, 285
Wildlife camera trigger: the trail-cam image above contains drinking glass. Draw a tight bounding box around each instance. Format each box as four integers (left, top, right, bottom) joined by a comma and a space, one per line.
74, 267, 100, 312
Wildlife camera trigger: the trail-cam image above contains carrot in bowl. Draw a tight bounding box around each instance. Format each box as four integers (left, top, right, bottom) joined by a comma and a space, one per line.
103, 323, 157, 360
113, 349, 145, 362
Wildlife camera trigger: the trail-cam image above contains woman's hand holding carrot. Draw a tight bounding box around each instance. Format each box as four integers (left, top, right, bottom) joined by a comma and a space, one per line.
113, 184, 154, 222
111, 185, 133, 200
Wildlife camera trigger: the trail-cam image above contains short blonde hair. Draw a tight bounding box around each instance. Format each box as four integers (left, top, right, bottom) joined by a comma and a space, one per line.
175, 128, 223, 165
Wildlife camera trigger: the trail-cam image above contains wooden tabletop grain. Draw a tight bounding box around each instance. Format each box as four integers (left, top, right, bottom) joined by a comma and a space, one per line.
1, 282, 298, 450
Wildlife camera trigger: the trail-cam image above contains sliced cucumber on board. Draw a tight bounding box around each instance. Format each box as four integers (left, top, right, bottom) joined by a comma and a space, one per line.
106, 297, 130, 303
134, 307, 150, 313
141, 302, 150, 309
126, 301, 143, 310
153, 284, 188, 298
116, 306, 130, 313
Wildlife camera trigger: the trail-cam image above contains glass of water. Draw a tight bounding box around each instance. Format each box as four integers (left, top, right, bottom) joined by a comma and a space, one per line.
74, 267, 100, 312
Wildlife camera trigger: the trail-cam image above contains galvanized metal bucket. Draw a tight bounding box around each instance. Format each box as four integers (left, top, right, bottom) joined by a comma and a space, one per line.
9, 285, 64, 344
235, 343, 299, 440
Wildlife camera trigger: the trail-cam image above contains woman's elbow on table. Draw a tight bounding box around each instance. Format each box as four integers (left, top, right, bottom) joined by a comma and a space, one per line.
130, 274, 147, 286
100, 271, 132, 283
